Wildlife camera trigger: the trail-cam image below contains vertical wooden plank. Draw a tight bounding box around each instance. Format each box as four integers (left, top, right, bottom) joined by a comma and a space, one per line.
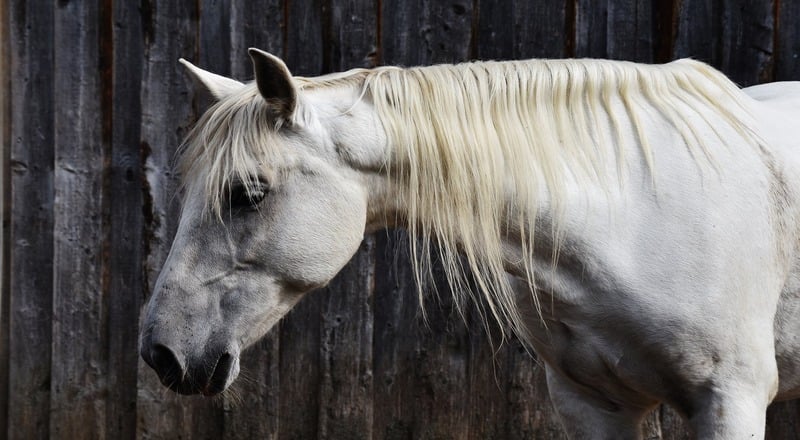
379, 0, 423, 65
199, 0, 231, 77
198, 0, 231, 110
222, 2, 284, 439
277, 296, 322, 440
411, 262, 472, 440
463, 309, 507, 440
776, 0, 800, 81
382, 0, 472, 66
106, 0, 145, 438
135, 1, 224, 438
659, 405, 691, 440
673, 0, 775, 86
608, 0, 655, 61
314, 2, 378, 439
574, 0, 607, 58
672, 0, 722, 66
474, 0, 514, 61
575, 0, 655, 62
286, 0, 324, 75
50, 1, 107, 438
324, 0, 379, 70
229, 0, 284, 80
7, 1, 54, 438
476, 0, 568, 60
512, 1, 568, 59
276, 4, 325, 439
504, 343, 567, 439
724, 0, 775, 84
318, 239, 375, 439
766, 400, 800, 439
371, 232, 423, 439
0, 0, 10, 434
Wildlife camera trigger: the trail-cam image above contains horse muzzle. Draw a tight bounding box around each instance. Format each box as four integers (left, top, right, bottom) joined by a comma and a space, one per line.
140, 337, 240, 396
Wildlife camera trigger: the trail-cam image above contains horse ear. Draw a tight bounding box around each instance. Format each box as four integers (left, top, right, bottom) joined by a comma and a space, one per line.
179, 58, 244, 101
248, 48, 296, 118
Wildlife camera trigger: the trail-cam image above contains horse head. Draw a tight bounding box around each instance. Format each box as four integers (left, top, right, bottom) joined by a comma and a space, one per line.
139, 49, 385, 395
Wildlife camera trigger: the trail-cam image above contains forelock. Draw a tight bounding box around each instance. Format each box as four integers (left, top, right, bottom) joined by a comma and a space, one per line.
177, 84, 291, 218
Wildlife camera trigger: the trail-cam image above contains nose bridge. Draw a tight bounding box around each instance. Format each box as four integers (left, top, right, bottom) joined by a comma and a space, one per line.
140, 209, 246, 394
146, 276, 210, 351
144, 249, 237, 355
156, 213, 238, 291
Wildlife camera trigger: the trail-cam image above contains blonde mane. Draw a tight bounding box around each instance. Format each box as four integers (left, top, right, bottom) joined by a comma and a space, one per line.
179, 58, 758, 342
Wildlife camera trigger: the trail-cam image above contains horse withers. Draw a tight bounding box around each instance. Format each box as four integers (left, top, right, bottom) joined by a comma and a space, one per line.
139, 48, 800, 439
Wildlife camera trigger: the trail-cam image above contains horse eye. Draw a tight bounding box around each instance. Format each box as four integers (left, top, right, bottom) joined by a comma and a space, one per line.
229, 183, 268, 209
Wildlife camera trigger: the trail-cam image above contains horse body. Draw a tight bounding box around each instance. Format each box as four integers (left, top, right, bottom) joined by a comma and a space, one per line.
748, 82, 800, 401
139, 50, 800, 439
520, 91, 800, 437
484, 80, 800, 437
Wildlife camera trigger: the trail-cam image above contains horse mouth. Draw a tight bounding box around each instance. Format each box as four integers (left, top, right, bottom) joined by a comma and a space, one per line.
201, 353, 234, 396
163, 355, 236, 396
142, 342, 239, 396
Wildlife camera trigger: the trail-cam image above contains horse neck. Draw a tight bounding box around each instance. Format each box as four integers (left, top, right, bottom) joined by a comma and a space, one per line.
327, 86, 552, 238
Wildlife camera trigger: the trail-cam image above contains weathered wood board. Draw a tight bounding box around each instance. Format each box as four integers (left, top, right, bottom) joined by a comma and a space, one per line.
2, 1, 800, 438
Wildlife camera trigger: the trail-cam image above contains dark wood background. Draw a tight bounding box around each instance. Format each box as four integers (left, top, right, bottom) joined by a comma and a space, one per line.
2, 0, 800, 438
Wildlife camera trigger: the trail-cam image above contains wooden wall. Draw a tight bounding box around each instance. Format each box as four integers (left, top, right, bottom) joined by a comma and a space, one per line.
1, 0, 800, 438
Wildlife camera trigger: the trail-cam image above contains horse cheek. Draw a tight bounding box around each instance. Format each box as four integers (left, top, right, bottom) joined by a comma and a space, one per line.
264, 182, 366, 290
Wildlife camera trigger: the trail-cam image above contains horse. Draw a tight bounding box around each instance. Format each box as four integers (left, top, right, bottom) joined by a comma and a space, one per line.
139, 48, 800, 439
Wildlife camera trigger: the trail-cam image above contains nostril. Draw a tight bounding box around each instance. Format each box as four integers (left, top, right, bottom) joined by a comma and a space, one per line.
149, 344, 185, 387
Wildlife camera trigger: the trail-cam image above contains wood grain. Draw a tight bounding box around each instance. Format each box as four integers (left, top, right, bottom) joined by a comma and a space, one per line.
776, 0, 800, 81
0, 0, 10, 435
1, 1, 799, 438
229, 0, 284, 79
7, 2, 55, 438
575, 0, 656, 61
673, 0, 775, 86
50, 1, 107, 438
476, 0, 568, 60
105, 0, 146, 437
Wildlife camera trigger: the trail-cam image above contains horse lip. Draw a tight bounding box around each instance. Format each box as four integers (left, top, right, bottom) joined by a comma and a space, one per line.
202, 352, 235, 396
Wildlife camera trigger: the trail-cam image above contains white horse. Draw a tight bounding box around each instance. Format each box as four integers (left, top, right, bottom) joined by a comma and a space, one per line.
139, 48, 800, 439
